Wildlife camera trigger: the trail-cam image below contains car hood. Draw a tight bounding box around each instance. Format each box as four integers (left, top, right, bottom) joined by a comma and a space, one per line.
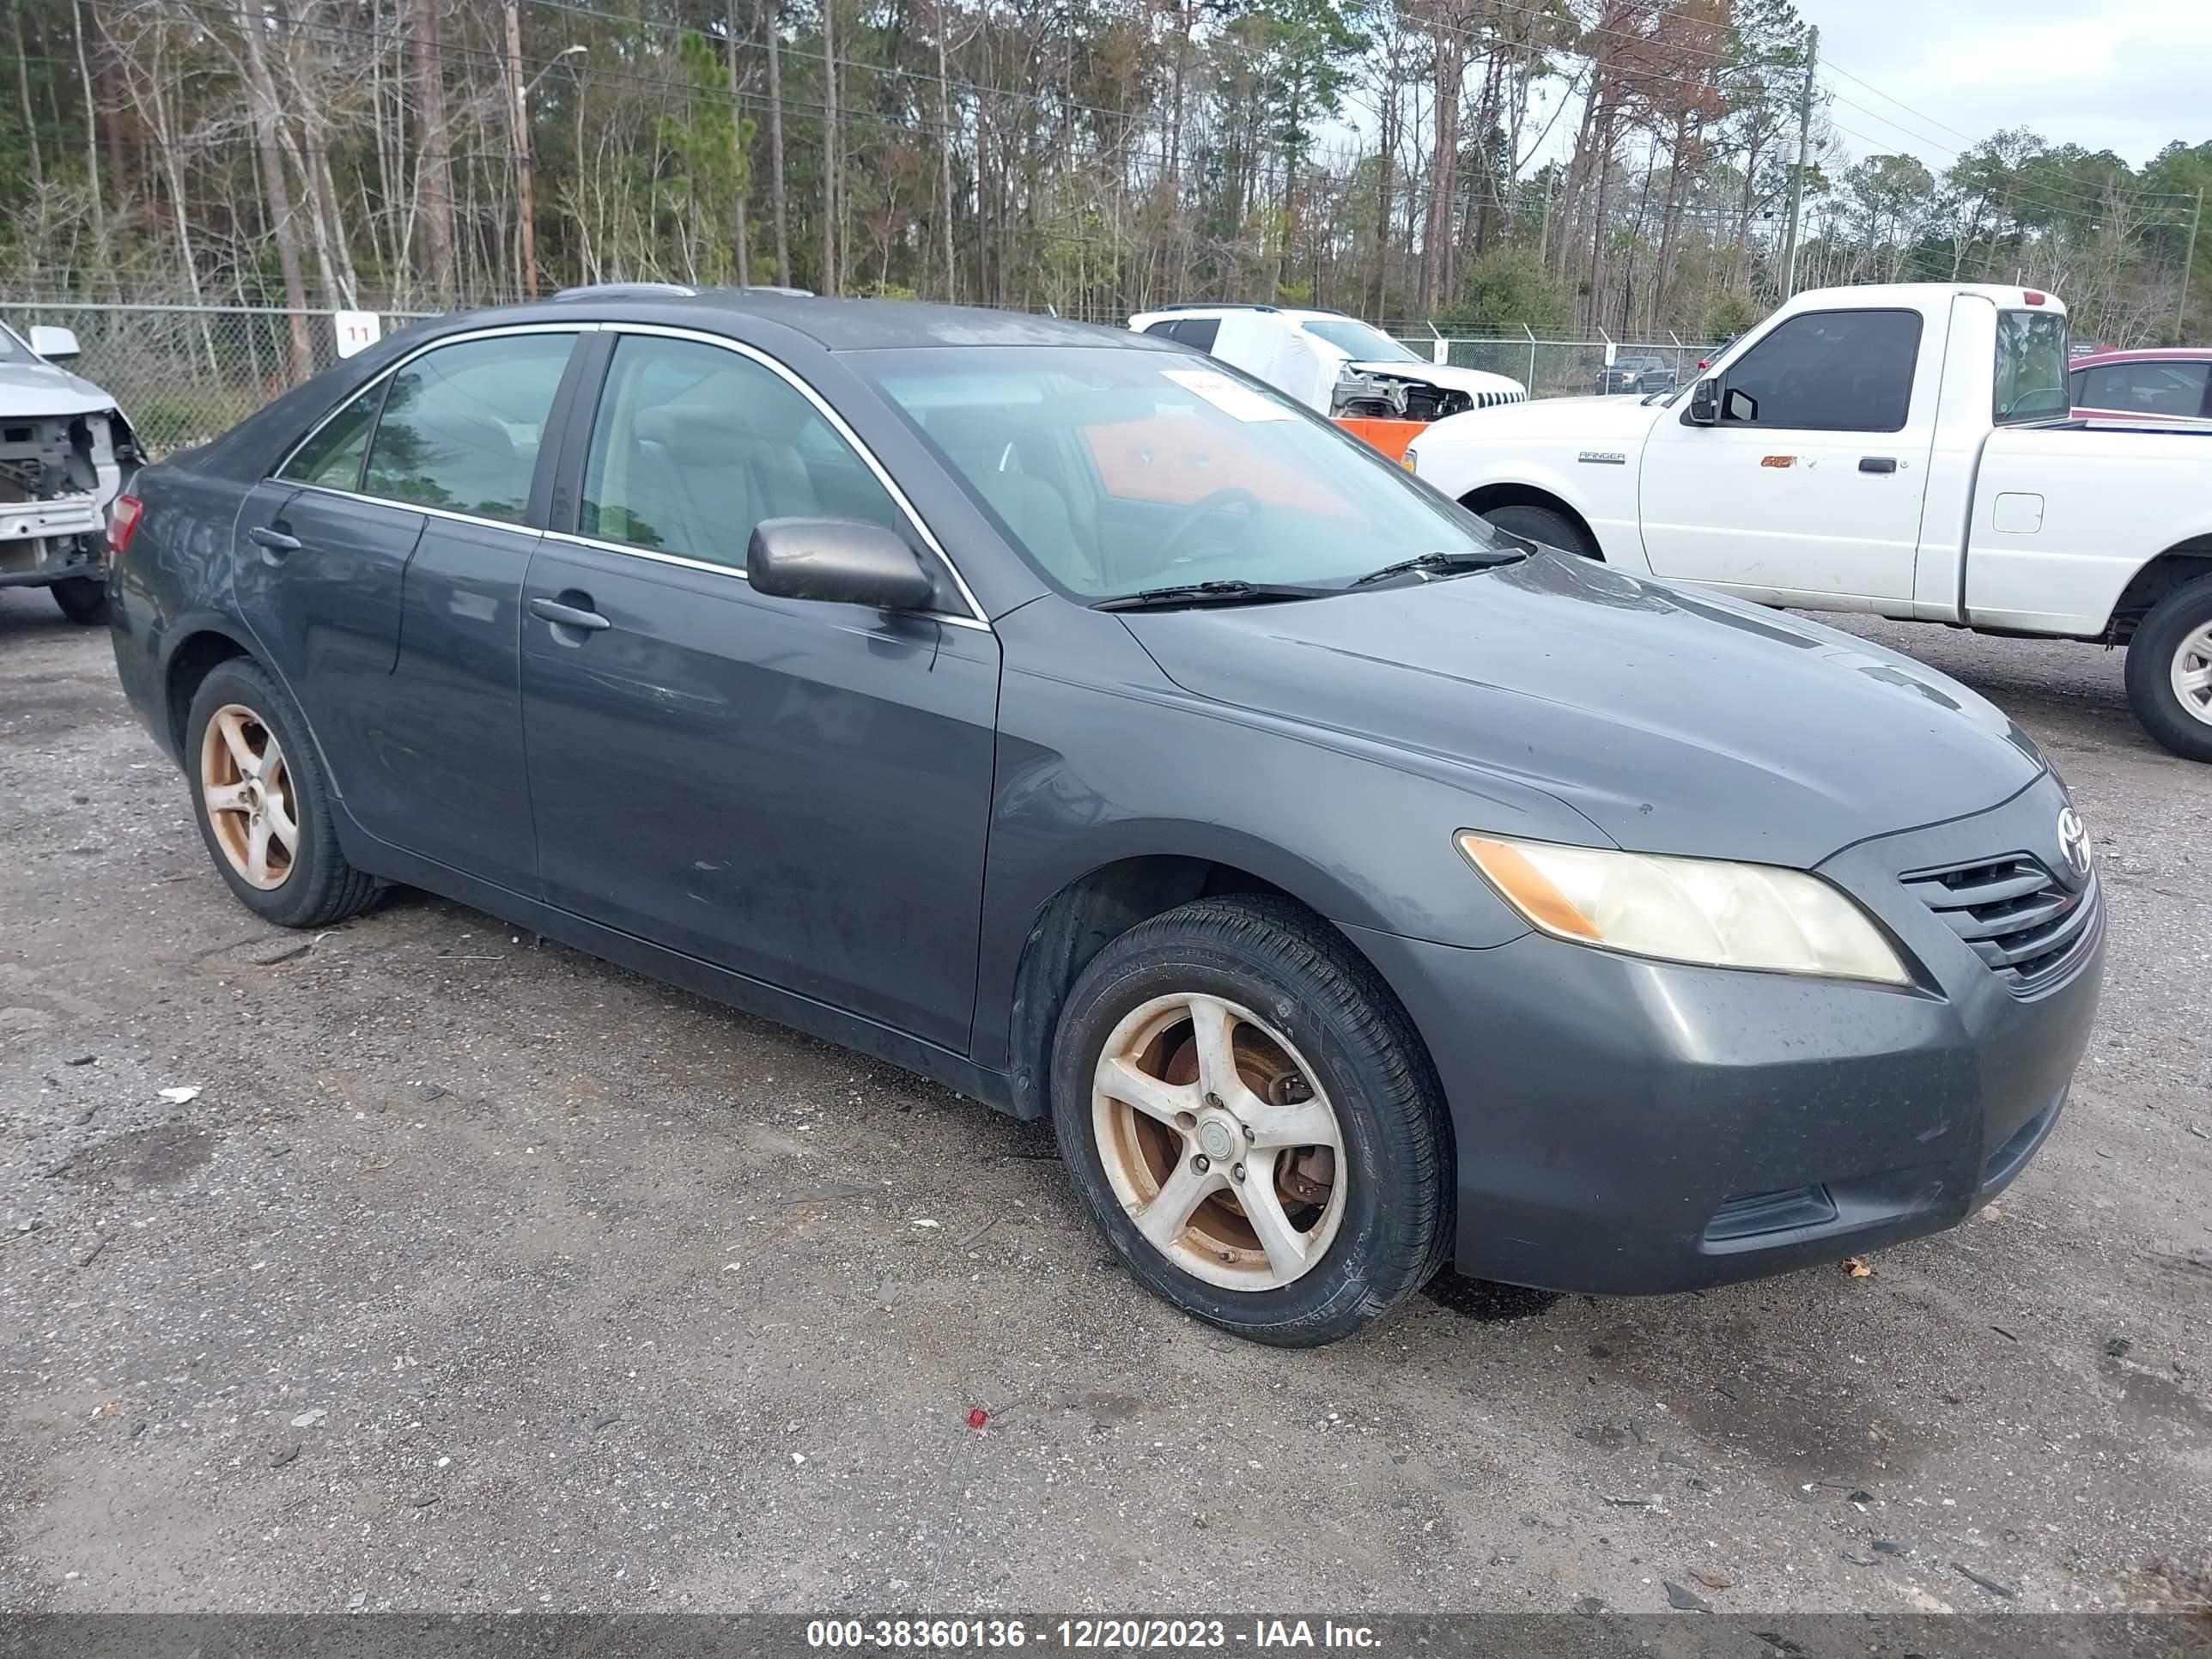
1118, 552, 2045, 867
1346, 359, 1524, 396
0, 356, 120, 418
1421, 392, 1664, 445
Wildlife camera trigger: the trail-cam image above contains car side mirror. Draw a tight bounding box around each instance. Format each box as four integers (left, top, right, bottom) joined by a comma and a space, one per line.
747, 516, 938, 611
27, 325, 81, 362
1686, 378, 1718, 425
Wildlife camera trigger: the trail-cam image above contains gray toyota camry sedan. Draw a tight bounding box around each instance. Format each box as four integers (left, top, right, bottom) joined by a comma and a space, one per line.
105, 291, 2103, 1346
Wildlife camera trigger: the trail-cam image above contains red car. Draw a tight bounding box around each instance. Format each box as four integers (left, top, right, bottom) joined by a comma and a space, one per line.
2068, 346, 2212, 428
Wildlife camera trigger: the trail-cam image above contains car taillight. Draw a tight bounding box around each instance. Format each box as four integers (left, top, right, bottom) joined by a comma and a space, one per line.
109, 493, 144, 558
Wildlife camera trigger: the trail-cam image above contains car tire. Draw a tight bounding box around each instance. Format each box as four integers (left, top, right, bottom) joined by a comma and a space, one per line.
2124, 572, 2212, 763
1480, 503, 1600, 560
185, 658, 385, 928
1050, 894, 1452, 1347
50, 576, 109, 624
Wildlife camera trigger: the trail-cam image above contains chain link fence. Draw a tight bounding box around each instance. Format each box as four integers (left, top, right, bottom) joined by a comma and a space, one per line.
2, 301, 1726, 459
4, 302, 436, 459
1423, 334, 1725, 400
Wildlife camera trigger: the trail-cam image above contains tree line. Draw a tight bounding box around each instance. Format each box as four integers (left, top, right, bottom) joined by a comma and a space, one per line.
3, 0, 2207, 374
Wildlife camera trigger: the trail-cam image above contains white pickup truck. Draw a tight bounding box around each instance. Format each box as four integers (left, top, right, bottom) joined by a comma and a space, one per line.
1404, 283, 2212, 761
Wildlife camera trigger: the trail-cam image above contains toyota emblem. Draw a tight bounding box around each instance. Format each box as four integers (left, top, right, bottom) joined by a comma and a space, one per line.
2057, 806, 2093, 884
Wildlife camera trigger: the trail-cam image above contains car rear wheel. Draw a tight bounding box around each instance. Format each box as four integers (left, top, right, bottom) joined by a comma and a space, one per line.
2124, 573, 2212, 763
185, 658, 384, 927
50, 575, 108, 624
1478, 503, 1599, 560
1050, 895, 1450, 1346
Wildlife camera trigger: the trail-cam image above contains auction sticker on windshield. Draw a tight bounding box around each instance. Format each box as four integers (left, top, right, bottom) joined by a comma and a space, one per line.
1160, 367, 1297, 422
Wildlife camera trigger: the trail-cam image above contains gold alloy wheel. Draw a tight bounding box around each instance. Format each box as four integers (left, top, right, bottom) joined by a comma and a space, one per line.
198, 702, 298, 890
1091, 992, 1347, 1291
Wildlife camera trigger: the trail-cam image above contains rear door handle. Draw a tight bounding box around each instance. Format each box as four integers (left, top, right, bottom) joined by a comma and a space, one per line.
1858, 456, 1898, 474
529, 596, 611, 632
249, 526, 302, 552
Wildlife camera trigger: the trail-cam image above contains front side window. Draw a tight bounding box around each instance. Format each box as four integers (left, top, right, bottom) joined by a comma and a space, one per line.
1718, 309, 1922, 432
362, 332, 575, 521
580, 334, 908, 571
1993, 309, 2069, 424
861, 344, 1504, 599
2072, 360, 2210, 419
281, 386, 381, 490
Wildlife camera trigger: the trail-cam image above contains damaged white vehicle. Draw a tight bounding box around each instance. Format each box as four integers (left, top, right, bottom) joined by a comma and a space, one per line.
1, 319, 138, 624
1129, 304, 1526, 422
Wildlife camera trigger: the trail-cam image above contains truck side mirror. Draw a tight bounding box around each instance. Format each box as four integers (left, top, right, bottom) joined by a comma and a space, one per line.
27, 325, 81, 362
1686, 378, 1718, 425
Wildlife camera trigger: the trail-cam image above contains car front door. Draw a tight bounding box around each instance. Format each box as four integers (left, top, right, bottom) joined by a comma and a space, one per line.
242, 327, 581, 888
1638, 307, 1937, 605
518, 329, 1000, 1054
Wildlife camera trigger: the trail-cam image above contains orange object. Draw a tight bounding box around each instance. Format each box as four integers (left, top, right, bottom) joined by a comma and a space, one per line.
1333, 416, 1429, 461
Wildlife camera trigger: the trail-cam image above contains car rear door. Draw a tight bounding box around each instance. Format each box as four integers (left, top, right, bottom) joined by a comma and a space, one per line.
240, 325, 584, 888
1638, 307, 1938, 605
517, 328, 1000, 1053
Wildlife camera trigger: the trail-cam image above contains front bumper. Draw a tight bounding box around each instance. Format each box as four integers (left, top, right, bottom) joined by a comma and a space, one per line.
1346, 775, 2104, 1296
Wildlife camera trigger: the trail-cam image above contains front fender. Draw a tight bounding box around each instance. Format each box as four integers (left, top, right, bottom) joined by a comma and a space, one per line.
969, 605, 1613, 1077
1413, 412, 1656, 570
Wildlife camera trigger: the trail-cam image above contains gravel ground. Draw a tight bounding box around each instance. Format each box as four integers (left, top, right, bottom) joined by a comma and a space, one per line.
1, 588, 2207, 1618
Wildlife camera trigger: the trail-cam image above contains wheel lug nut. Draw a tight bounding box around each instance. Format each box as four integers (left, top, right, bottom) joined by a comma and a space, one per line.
1204, 1093, 1221, 1109
1232, 1164, 1246, 1182
1192, 1154, 1210, 1173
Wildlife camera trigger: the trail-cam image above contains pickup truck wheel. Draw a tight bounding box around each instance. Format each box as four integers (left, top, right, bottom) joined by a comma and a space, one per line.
1050, 895, 1451, 1347
1478, 503, 1599, 560
2125, 574, 2212, 763
185, 659, 384, 928
49, 576, 109, 624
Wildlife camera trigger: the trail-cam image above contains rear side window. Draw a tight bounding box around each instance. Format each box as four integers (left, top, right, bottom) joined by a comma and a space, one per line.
362, 332, 576, 522
580, 334, 908, 572
1718, 309, 1922, 432
280, 386, 381, 490
1993, 310, 2069, 424
1170, 317, 1220, 352
2073, 360, 2211, 419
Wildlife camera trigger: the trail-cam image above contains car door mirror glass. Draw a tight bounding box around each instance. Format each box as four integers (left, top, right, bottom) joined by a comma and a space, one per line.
1723, 386, 1759, 423
1686, 378, 1719, 425
748, 516, 938, 611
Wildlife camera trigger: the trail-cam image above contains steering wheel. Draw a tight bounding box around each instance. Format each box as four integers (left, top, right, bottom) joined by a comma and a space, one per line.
1162, 486, 1262, 563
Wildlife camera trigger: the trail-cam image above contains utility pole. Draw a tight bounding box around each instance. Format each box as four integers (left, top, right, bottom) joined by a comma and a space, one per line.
504, 0, 538, 298
2179, 186, 2204, 343
1780, 23, 1818, 300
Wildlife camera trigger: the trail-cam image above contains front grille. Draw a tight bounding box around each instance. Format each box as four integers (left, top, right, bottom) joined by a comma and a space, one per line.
1901, 854, 2099, 993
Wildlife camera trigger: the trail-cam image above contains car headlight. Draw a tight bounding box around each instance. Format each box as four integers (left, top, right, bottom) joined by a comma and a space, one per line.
1457, 833, 1911, 984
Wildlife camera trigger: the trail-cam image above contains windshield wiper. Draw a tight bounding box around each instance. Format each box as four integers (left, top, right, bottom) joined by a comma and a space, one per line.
1093, 580, 1334, 611
1350, 547, 1528, 586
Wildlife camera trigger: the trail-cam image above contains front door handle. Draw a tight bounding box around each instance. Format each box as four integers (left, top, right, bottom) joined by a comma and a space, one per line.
249, 525, 302, 552
1858, 456, 1898, 474
530, 595, 611, 632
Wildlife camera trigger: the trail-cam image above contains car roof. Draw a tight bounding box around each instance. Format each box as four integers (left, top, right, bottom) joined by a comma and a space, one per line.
2069, 346, 2212, 368
466, 288, 1150, 351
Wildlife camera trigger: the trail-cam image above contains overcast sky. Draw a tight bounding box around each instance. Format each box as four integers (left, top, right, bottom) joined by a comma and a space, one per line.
1798, 0, 2211, 173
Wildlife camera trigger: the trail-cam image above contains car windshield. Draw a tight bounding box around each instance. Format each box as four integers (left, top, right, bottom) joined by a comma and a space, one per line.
1298, 319, 1423, 363
860, 344, 1505, 599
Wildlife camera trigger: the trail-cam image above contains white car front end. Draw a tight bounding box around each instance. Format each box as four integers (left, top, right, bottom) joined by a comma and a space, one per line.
0, 323, 136, 595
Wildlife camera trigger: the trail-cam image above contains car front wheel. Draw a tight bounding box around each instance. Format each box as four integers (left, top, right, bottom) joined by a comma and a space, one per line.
50, 575, 108, 624
1050, 895, 1451, 1346
2125, 572, 2212, 763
